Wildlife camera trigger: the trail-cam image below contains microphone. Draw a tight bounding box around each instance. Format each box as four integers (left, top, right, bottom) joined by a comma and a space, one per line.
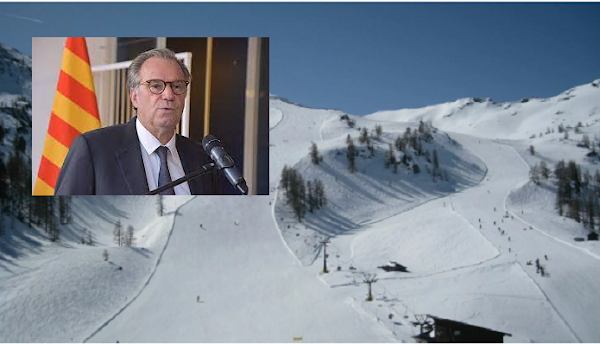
202, 135, 249, 195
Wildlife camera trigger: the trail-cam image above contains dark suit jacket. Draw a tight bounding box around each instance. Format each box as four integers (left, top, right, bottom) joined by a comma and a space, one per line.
55, 117, 214, 195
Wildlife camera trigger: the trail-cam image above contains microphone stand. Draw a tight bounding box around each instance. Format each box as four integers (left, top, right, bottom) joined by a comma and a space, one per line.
146, 162, 216, 195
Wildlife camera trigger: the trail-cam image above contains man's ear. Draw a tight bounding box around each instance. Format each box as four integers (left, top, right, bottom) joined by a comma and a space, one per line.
130, 89, 139, 110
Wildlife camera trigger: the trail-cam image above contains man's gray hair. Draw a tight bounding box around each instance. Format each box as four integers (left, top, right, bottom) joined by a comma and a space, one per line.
127, 48, 191, 93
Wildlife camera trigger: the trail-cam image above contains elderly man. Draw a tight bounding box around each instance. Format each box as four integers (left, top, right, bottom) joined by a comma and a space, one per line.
55, 48, 213, 195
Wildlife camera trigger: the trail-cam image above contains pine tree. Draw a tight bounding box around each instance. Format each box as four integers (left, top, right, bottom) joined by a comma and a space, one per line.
27, 195, 33, 228
555, 160, 567, 181
0, 160, 7, 202
114, 219, 123, 246
125, 225, 135, 246
569, 199, 581, 223
46, 197, 55, 233
7, 150, 24, 219
384, 144, 398, 174
582, 134, 590, 148
314, 179, 326, 209
402, 153, 410, 166
281, 165, 291, 194
307, 180, 314, 213
529, 163, 541, 185
347, 135, 356, 173
375, 124, 383, 140
310, 142, 320, 165
587, 193, 595, 230
568, 160, 581, 193
48, 214, 59, 242
87, 231, 94, 245
540, 161, 550, 179
359, 127, 368, 144
156, 195, 164, 216
367, 140, 374, 157
59, 196, 72, 224
556, 190, 564, 216
395, 135, 406, 152
288, 170, 306, 222
384, 146, 391, 169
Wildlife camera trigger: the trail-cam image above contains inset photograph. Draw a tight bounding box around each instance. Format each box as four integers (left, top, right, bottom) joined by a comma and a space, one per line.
32, 37, 269, 195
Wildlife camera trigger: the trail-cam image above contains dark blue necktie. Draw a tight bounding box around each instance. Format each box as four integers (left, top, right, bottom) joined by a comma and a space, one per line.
156, 146, 175, 195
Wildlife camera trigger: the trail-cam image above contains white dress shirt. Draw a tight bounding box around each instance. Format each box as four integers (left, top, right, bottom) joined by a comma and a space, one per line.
136, 118, 191, 195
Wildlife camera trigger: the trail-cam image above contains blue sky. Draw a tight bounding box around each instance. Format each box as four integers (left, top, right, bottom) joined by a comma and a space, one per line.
2, 2, 600, 115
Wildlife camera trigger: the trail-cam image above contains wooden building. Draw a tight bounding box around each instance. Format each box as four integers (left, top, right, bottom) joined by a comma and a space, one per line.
413, 315, 511, 343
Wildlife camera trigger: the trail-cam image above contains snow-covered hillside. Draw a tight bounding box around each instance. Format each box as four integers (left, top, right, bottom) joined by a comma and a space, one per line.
0, 42, 31, 98
0, 197, 193, 342
368, 79, 600, 141
1, 63, 600, 342
0, 42, 32, 168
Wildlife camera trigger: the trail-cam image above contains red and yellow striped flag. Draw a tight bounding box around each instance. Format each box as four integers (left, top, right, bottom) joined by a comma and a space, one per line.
33, 37, 101, 195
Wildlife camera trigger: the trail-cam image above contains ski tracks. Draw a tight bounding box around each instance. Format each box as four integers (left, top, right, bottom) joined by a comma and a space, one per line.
83, 197, 197, 343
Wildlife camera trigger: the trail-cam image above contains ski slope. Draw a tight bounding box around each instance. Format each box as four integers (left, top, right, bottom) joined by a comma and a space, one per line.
1, 80, 600, 342
87, 196, 396, 343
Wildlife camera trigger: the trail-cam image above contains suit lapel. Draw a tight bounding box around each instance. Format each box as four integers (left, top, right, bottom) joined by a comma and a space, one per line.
177, 136, 200, 195
116, 118, 150, 195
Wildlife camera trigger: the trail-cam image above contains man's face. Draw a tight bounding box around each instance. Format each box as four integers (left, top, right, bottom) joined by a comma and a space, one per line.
131, 57, 187, 135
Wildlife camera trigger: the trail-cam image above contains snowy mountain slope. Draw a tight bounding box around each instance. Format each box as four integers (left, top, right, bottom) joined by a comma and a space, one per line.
87, 196, 397, 343
268, 89, 600, 341
0, 42, 32, 164
367, 79, 600, 141
316, 134, 587, 342
0, 42, 31, 98
443, 134, 600, 342
506, 181, 600, 258
1, 70, 600, 343
271, 96, 487, 265
268, 95, 343, 190
0, 197, 192, 342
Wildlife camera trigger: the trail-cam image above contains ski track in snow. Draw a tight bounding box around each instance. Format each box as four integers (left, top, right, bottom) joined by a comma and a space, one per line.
84, 197, 197, 343
501, 145, 600, 261
451, 134, 587, 342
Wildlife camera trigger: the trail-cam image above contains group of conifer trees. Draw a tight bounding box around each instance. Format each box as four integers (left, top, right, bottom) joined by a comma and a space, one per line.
113, 219, 136, 247
531, 158, 600, 231
553, 160, 600, 231
0, 97, 32, 228
0, 136, 31, 229
343, 120, 448, 181
280, 165, 326, 222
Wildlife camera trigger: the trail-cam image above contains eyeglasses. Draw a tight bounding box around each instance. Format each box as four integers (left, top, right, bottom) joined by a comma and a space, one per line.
142, 79, 189, 95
